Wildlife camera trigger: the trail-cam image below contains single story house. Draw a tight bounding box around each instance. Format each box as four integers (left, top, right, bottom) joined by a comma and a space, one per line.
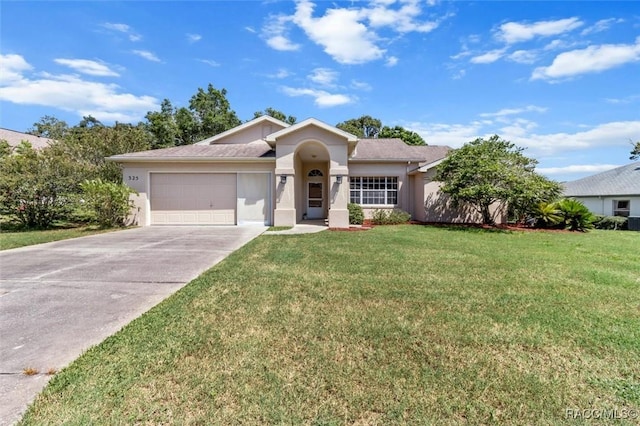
0, 128, 54, 151
109, 116, 498, 228
563, 162, 640, 218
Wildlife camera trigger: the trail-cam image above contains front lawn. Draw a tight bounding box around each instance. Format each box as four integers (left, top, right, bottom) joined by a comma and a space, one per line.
20, 226, 640, 425
0, 225, 115, 250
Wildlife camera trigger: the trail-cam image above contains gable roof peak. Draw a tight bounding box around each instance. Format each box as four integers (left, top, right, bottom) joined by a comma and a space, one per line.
195, 115, 290, 145
265, 117, 358, 144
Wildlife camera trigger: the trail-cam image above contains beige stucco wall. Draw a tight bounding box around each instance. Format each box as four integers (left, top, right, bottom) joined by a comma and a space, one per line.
573, 196, 640, 216
274, 125, 350, 227
417, 168, 506, 224
211, 122, 287, 145
121, 161, 275, 226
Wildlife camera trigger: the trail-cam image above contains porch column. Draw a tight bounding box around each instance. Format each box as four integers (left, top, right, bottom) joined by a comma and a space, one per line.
328, 166, 350, 228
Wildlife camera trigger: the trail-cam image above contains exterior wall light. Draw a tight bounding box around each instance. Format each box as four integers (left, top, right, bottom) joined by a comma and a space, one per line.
336, 175, 343, 184
280, 175, 287, 184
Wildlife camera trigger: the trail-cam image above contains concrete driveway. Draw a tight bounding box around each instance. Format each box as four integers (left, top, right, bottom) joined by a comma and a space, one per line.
0, 225, 265, 425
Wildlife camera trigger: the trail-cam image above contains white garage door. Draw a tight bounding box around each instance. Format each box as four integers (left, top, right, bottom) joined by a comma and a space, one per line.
237, 173, 271, 225
150, 173, 236, 225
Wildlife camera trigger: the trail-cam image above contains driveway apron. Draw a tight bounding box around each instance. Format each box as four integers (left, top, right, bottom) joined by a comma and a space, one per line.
0, 225, 265, 425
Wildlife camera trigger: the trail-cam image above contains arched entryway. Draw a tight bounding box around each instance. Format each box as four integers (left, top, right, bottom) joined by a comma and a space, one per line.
294, 141, 330, 222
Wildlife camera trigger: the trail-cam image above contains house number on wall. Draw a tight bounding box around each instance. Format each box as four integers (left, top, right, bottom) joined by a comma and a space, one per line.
128, 176, 139, 181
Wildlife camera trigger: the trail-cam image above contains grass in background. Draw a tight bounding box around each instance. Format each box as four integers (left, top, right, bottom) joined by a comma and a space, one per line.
20, 226, 640, 425
0, 224, 116, 250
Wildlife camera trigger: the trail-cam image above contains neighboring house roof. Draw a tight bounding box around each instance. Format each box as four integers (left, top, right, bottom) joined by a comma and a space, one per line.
563, 162, 640, 197
109, 141, 275, 162
0, 128, 54, 150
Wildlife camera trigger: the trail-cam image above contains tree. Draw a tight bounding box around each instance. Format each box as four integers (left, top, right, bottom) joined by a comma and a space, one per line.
631, 141, 640, 160
189, 84, 241, 140
0, 142, 78, 227
336, 116, 426, 145
56, 121, 152, 183
253, 107, 297, 125
336, 115, 382, 138
145, 84, 241, 147
145, 99, 180, 149
435, 135, 560, 225
28, 115, 69, 140
379, 125, 426, 145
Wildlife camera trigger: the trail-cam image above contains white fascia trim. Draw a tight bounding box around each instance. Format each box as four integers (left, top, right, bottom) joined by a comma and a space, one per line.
265, 118, 358, 143
417, 158, 446, 172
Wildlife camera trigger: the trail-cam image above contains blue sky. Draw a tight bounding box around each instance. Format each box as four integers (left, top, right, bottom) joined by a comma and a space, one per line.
1, 0, 639, 181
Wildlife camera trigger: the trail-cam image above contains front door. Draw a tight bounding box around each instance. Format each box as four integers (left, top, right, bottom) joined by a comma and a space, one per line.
307, 181, 324, 219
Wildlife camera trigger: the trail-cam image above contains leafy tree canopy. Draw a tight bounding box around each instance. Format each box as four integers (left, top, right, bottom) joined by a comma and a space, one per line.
253, 107, 297, 125
379, 125, 426, 146
435, 135, 560, 225
145, 84, 241, 148
336, 115, 426, 145
336, 115, 382, 138
631, 141, 640, 160
28, 115, 69, 140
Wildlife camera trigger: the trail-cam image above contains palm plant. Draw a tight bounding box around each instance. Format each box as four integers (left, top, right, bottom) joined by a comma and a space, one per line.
533, 202, 562, 228
557, 198, 595, 231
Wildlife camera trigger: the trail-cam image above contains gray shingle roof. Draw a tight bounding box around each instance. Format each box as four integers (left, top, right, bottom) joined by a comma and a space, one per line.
0, 128, 54, 150
563, 162, 640, 196
350, 138, 451, 161
109, 141, 275, 161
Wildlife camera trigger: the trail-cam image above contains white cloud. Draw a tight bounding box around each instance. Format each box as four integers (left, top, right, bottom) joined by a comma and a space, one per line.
385, 56, 399, 67
262, 0, 446, 65
293, 0, 384, 64
408, 110, 640, 157
470, 48, 506, 64
263, 15, 301, 51
479, 105, 547, 118
54, 59, 119, 77
268, 68, 292, 79
308, 68, 338, 86
0, 54, 33, 84
197, 59, 220, 67
366, 0, 441, 33
537, 164, 621, 175
581, 18, 624, 36
532, 38, 640, 81
102, 22, 141, 42
245, 26, 256, 33
187, 33, 202, 43
497, 17, 583, 44
0, 54, 159, 123
281, 86, 354, 107
132, 50, 161, 62
508, 50, 539, 64
351, 79, 372, 91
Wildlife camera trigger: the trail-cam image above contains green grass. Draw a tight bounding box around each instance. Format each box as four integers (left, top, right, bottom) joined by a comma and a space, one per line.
0, 225, 117, 250
20, 226, 640, 425
266, 226, 294, 231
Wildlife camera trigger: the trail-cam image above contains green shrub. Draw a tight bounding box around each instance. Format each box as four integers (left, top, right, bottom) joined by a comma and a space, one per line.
347, 203, 364, 225
371, 208, 411, 225
532, 202, 562, 228
557, 198, 595, 232
593, 215, 628, 230
80, 179, 137, 227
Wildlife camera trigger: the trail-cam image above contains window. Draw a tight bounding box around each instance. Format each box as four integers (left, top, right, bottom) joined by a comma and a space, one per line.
613, 200, 630, 217
349, 177, 398, 205
308, 169, 323, 177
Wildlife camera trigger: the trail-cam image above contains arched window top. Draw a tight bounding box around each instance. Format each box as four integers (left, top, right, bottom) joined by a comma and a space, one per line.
308, 169, 323, 177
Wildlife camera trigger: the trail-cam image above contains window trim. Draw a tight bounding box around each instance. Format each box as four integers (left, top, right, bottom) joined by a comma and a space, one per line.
349, 176, 398, 206
613, 199, 630, 217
